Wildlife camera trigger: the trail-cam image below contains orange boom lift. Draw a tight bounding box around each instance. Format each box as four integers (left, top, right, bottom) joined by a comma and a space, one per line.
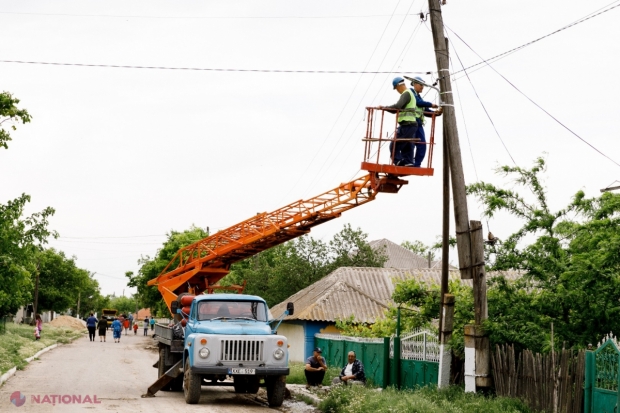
148, 107, 438, 313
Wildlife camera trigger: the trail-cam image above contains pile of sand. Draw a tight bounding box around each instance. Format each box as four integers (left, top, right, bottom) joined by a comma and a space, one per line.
48, 315, 87, 330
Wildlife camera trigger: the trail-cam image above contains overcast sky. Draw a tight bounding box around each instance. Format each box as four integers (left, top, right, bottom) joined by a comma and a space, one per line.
1, 0, 619, 297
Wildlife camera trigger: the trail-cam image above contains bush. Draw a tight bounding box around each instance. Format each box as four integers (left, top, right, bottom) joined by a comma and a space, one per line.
319, 385, 534, 413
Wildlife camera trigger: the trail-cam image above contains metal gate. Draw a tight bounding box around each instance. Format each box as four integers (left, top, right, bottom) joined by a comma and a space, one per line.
390, 328, 439, 389
585, 333, 620, 413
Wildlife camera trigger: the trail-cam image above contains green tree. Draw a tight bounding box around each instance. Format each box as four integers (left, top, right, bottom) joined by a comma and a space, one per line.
0, 91, 31, 150
0, 194, 56, 317
107, 295, 138, 316
36, 249, 99, 315
467, 157, 620, 351
126, 226, 209, 314
225, 224, 386, 307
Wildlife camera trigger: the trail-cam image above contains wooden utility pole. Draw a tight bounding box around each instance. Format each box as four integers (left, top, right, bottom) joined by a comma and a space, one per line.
428, 0, 473, 281
32, 258, 41, 324
428, 0, 491, 391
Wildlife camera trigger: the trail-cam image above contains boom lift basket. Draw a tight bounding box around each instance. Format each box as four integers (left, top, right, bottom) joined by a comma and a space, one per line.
361, 106, 436, 177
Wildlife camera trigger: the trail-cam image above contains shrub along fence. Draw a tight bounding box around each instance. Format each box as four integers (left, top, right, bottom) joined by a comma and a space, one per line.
315, 328, 439, 389
492, 344, 585, 413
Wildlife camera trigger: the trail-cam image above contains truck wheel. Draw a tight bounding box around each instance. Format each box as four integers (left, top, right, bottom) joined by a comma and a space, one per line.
183, 362, 201, 404
266, 376, 286, 407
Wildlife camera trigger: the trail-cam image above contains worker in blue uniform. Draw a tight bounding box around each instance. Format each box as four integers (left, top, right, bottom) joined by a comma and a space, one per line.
410, 77, 443, 167
378, 77, 418, 166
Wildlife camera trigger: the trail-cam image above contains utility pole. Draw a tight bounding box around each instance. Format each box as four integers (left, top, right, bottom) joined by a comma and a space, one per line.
428, 0, 490, 392
32, 258, 41, 325
428, 0, 473, 281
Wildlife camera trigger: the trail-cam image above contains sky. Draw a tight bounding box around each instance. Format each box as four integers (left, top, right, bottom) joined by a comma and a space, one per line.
1, 0, 619, 297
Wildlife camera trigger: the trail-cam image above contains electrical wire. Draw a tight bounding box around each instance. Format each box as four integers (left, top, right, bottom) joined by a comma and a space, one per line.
0, 11, 418, 20
0, 59, 431, 75
310, 1, 423, 188
450, 0, 620, 77
274, 0, 406, 205
446, 32, 517, 165
59, 234, 165, 239
447, 28, 620, 169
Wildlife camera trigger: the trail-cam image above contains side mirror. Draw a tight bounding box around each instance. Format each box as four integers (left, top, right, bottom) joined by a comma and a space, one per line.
286, 302, 294, 316
171, 301, 179, 314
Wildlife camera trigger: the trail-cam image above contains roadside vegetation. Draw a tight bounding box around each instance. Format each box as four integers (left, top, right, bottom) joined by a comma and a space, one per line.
319, 385, 534, 413
0, 323, 82, 375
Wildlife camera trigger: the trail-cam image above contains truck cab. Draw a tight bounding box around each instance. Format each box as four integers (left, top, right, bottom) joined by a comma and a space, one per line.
155, 293, 292, 407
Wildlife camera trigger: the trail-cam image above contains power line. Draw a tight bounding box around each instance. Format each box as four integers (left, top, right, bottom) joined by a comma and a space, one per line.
0, 59, 432, 75
0, 11, 417, 20
450, 0, 620, 77
307, 0, 421, 192
447, 28, 620, 170
447, 33, 517, 165
60, 234, 165, 239
275, 0, 408, 205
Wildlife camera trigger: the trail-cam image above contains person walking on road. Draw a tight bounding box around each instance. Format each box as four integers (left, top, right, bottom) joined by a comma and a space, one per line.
86, 313, 98, 342
97, 316, 108, 342
143, 317, 149, 336
378, 77, 418, 167
128, 313, 134, 330
123, 318, 130, 336
150, 316, 155, 331
111, 317, 122, 343
133, 321, 138, 335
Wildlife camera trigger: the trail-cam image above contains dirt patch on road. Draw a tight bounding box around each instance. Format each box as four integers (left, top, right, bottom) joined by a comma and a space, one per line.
48, 316, 86, 330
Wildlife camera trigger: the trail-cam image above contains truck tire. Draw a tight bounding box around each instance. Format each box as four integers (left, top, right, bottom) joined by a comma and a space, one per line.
183, 361, 201, 404
266, 376, 286, 407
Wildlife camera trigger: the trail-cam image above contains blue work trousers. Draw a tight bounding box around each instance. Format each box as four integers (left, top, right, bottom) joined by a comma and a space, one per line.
413, 122, 427, 167
389, 123, 418, 166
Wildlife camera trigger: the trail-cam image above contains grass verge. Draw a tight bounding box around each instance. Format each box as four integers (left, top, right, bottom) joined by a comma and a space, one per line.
0, 323, 83, 375
319, 385, 535, 413
287, 361, 342, 386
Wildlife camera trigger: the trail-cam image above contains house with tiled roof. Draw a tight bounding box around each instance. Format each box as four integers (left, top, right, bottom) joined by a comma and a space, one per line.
271, 248, 520, 362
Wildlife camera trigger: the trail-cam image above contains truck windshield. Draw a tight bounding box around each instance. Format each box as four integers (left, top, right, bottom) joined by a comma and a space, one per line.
196, 301, 267, 322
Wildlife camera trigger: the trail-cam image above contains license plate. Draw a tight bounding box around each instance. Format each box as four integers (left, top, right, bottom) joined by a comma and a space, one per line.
228, 368, 255, 375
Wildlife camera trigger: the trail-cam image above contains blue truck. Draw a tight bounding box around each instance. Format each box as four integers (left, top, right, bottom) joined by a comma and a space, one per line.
147, 293, 294, 407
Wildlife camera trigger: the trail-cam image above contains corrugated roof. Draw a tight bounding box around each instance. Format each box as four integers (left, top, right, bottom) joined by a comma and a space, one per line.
369, 239, 459, 270
271, 267, 522, 323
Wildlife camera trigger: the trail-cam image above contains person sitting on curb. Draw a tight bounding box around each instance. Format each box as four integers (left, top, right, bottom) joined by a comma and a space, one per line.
304, 347, 327, 388
332, 351, 366, 386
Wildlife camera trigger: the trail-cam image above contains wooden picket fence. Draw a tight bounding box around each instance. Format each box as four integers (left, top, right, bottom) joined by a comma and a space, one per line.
492, 344, 586, 413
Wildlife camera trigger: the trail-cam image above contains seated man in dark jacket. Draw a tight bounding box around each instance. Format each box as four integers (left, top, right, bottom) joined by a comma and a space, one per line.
332, 351, 366, 385
305, 347, 327, 388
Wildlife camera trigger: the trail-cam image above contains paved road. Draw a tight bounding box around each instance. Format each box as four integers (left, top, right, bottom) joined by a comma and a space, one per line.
0, 332, 283, 412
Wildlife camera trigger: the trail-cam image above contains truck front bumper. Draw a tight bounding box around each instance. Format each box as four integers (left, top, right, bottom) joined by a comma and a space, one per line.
190, 366, 289, 376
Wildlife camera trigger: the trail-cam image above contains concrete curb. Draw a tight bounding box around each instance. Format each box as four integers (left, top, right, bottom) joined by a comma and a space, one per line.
0, 334, 82, 387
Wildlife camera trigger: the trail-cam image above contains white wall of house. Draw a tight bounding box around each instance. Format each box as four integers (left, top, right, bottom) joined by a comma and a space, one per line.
11, 306, 57, 324
278, 323, 305, 363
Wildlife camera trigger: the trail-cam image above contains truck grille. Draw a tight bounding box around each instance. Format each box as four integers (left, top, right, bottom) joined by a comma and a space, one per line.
220, 340, 264, 362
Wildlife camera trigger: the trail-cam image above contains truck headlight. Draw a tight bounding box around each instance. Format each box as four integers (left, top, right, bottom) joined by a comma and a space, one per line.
199, 347, 210, 359
273, 348, 285, 360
